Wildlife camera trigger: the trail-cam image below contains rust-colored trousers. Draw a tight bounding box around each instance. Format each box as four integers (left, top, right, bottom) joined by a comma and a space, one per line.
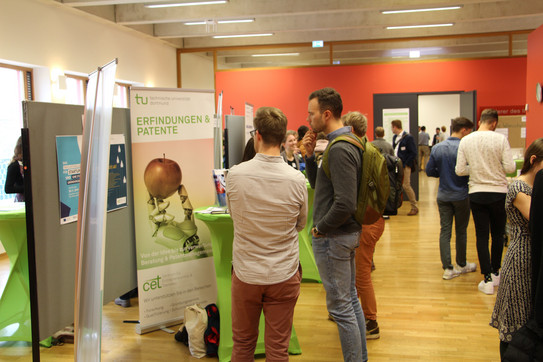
231, 267, 301, 362
355, 217, 385, 321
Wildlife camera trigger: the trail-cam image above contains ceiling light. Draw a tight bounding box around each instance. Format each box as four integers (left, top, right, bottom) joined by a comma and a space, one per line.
251, 53, 300, 57
409, 50, 421, 58
213, 33, 273, 39
145, 1, 227, 9
218, 19, 254, 24
184, 19, 254, 25
381, 6, 462, 14
387, 23, 454, 30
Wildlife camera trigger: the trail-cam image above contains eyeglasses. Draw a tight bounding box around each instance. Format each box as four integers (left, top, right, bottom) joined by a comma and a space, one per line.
250, 129, 258, 137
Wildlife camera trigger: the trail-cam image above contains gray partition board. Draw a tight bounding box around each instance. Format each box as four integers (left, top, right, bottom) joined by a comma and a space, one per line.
22, 101, 137, 340
225, 115, 245, 168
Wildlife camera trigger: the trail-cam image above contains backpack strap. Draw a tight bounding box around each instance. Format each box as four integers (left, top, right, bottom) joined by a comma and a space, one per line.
322, 133, 364, 179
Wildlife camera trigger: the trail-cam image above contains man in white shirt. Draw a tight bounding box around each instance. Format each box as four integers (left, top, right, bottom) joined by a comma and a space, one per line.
226, 106, 308, 361
456, 108, 516, 295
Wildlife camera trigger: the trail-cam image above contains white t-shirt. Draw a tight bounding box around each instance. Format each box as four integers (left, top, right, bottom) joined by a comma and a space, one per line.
456, 130, 516, 194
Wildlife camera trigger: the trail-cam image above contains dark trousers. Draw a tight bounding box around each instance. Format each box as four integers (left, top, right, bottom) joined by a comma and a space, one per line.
500, 340, 508, 360
470, 196, 507, 276
437, 198, 470, 270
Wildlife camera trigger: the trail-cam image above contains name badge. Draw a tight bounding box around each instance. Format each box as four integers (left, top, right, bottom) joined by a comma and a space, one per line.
401, 146, 406, 151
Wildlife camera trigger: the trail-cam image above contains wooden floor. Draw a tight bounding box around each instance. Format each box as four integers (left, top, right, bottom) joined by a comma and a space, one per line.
0, 174, 501, 361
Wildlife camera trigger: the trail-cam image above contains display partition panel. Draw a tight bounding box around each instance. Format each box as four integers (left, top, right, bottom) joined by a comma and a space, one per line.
224, 115, 245, 169
22, 101, 137, 345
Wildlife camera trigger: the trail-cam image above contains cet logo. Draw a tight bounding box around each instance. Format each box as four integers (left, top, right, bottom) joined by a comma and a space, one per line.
135, 94, 148, 105
143, 275, 162, 292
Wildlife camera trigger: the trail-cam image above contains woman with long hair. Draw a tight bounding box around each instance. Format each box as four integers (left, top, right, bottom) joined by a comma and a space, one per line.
491, 137, 543, 358
4, 136, 24, 202
281, 130, 301, 170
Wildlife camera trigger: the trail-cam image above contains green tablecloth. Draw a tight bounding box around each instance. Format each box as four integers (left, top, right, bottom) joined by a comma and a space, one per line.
194, 210, 302, 362
506, 159, 523, 178
298, 183, 320, 282
0, 204, 31, 342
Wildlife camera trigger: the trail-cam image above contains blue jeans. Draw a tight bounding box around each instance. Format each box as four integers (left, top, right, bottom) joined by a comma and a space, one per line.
437, 198, 470, 270
313, 231, 367, 362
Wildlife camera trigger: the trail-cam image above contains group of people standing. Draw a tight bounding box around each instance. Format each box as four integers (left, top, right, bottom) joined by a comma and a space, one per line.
227, 88, 384, 361
225, 87, 542, 361
418, 125, 449, 172
425, 108, 543, 359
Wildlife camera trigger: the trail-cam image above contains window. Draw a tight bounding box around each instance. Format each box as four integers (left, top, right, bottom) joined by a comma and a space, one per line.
65, 75, 130, 108
113, 83, 130, 108
0, 63, 32, 201
65, 74, 87, 105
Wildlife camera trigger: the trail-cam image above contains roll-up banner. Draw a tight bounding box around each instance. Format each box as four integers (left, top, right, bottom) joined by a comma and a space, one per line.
129, 88, 217, 334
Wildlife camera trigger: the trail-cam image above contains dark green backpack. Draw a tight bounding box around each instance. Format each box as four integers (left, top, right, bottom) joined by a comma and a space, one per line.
322, 133, 390, 225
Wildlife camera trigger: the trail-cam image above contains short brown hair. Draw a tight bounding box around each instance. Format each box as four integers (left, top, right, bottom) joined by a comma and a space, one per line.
375, 127, 385, 138
480, 108, 498, 124
391, 119, 402, 130
253, 107, 288, 147
451, 117, 474, 133
308, 88, 343, 119
342, 111, 367, 137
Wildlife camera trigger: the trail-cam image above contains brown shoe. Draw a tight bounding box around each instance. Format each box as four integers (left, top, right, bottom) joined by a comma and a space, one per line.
407, 208, 418, 216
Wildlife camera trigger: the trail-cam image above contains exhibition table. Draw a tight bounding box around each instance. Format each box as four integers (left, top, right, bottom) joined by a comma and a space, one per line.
194, 210, 302, 362
0, 204, 31, 342
506, 159, 524, 178
298, 183, 320, 282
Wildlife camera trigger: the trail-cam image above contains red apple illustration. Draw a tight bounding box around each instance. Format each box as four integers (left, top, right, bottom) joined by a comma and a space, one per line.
144, 155, 182, 199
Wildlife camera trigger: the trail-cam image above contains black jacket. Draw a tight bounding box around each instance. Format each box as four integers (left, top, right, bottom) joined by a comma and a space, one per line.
393, 132, 417, 170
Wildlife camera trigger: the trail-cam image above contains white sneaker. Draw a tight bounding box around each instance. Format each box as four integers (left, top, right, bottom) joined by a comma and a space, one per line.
492, 273, 500, 286
443, 268, 460, 280
478, 280, 494, 295
455, 262, 477, 274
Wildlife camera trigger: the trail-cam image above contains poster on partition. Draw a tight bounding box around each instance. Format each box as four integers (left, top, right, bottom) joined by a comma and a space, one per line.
55, 134, 127, 224
130, 87, 217, 334
244, 102, 254, 144
382, 108, 410, 145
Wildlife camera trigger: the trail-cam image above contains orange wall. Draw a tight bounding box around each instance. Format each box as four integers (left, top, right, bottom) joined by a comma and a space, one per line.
526, 25, 543, 145
216, 57, 527, 138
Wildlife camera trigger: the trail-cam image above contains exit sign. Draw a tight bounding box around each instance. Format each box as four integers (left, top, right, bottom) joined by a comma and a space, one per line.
312, 40, 324, 48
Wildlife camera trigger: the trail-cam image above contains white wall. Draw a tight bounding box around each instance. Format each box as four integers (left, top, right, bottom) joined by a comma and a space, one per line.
418, 94, 461, 141
0, 0, 178, 98
180, 53, 215, 90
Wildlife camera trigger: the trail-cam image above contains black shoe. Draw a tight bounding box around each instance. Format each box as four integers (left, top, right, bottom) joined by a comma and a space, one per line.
366, 319, 380, 339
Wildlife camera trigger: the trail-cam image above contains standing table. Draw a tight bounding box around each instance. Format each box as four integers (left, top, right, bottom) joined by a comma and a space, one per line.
0, 204, 31, 342
298, 183, 320, 282
194, 210, 302, 362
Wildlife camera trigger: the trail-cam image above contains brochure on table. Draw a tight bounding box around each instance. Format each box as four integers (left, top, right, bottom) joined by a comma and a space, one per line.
130, 87, 217, 334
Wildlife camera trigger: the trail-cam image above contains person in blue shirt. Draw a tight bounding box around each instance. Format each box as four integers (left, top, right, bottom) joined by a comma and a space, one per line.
426, 116, 477, 280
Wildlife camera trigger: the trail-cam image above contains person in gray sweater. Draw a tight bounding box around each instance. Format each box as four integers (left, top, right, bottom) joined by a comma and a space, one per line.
372, 126, 394, 156
303, 87, 367, 362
